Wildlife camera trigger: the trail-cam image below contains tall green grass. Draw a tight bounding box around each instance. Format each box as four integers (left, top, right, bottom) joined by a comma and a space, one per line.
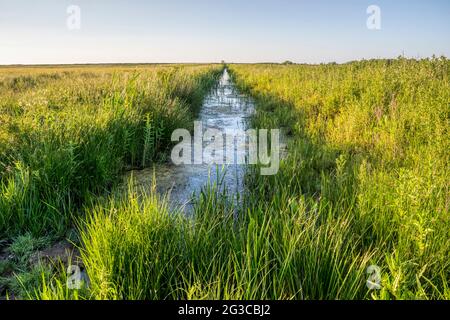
35, 181, 374, 300
18, 58, 450, 300
0, 65, 222, 239
229, 57, 449, 299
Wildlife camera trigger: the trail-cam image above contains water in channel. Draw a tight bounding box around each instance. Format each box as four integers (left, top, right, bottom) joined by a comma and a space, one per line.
127, 69, 255, 212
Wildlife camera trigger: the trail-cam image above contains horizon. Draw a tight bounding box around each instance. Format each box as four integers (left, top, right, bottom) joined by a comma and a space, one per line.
1, 55, 448, 67
1, 0, 449, 65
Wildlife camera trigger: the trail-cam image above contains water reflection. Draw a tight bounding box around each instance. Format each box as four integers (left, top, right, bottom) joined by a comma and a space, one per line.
127, 69, 255, 212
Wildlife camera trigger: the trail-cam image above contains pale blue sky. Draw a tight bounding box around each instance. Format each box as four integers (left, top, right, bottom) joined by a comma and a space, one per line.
0, 0, 449, 64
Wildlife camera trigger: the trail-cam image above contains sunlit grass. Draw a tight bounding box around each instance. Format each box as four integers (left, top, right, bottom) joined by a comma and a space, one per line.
229, 57, 449, 299
0, 64, 222, 239
2, 58, 449, 300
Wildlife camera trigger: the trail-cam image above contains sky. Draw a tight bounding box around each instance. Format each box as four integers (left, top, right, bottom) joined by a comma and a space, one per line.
0, 0, 449, 65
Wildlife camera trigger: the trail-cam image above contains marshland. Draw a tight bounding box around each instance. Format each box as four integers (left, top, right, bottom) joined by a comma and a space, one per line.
0, 57, 448, 300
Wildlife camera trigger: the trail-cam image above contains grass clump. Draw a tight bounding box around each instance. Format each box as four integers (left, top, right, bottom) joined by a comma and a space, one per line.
9, 233, 51, 267
34, 182, 375, 300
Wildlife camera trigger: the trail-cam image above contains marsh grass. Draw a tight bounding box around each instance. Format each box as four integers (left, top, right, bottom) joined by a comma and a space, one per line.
229, 58, 449, 299
0, 65, 222, 239
3, 59, 449, 300
32, 179, 373, 300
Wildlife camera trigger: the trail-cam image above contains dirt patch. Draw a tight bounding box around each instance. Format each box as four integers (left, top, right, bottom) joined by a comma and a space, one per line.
28, 241, 83, 268
0, 240, 83, 300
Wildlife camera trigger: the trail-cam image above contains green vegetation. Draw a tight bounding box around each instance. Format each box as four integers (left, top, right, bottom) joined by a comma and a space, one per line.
35, 183, 374, 300
229, 57, 449, 299
1, 58, 449, 300
0, 64, 222, 297
0, 64, 222, 239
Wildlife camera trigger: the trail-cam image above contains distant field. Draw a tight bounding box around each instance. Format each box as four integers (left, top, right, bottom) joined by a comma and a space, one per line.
0, 58, 448, 300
